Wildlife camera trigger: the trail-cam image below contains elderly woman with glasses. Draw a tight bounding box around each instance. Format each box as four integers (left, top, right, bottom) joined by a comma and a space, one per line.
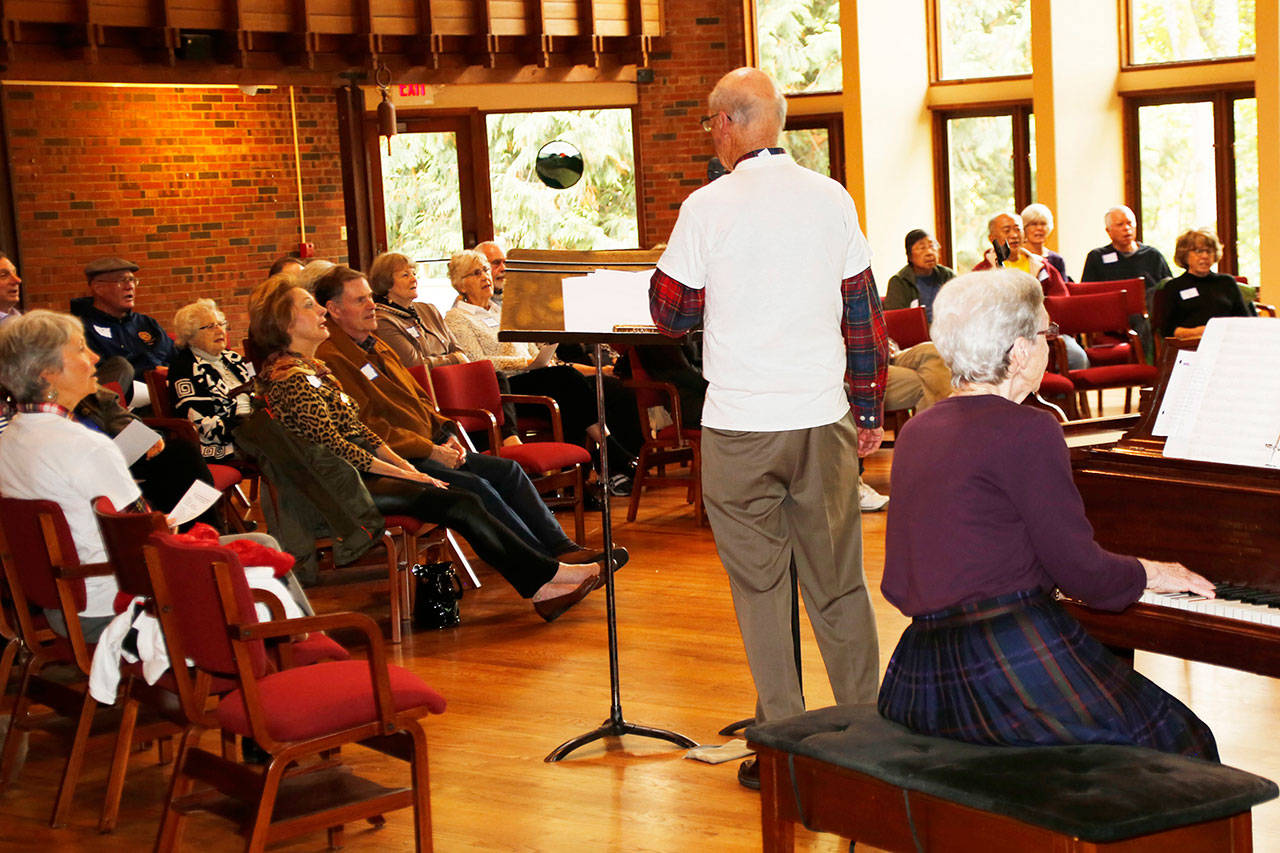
1153, 229, 1254, 342
876, 269, 1219, 761
444, 249, 639, 492
168, 298, 254, 461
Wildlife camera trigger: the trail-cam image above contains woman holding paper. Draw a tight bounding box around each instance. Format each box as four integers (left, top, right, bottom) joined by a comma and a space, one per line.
443, 249, 639, 493
1154, 229, 1253, 341
876, 270, 1220, 760
249, 276, 609, 621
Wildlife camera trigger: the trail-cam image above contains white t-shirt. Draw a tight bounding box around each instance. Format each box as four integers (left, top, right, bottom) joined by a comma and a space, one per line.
657, 150, 872, 431
0, 413, 141, 617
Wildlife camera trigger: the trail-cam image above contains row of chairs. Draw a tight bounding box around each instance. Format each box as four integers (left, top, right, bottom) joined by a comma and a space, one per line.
0, 495, 444, 849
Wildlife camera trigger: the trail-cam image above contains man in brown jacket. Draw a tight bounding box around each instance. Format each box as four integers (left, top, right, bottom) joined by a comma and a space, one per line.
313, 265, 604, 563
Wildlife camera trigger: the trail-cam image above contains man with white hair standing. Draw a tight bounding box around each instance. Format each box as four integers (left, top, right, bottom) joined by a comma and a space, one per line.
650, 66, 887, 790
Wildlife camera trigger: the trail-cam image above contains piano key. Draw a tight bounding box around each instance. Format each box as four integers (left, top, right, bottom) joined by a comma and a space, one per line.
1140, 590, 1280, 627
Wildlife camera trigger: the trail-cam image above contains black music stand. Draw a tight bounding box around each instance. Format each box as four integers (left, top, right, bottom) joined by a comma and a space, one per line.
499, 267, 697, 762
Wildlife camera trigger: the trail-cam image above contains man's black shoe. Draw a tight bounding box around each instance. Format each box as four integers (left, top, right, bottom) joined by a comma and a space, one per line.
737, 757, 760, 791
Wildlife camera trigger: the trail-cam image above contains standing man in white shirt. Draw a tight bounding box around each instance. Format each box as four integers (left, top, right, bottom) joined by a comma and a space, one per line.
649, 67, 888, 790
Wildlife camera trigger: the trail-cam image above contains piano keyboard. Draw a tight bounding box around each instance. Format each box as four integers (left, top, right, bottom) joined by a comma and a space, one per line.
1139, 583, 1280, 627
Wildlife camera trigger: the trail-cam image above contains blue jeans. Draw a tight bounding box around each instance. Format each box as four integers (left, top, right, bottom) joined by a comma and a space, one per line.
410, 451, 575, 557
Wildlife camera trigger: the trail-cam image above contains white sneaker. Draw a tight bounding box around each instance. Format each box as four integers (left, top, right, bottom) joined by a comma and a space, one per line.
859, 480, 889, 512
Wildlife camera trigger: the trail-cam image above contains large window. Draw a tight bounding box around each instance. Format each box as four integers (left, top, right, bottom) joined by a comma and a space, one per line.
486, 108, 638, 250
934, 106, 1034, 272
782, 114, 844, 181
380, 131, 465, 260
934, 0, 1032, 81
1129, 0, 1255, 65
1128, 90, 1257, 284
754, 0, 842, 94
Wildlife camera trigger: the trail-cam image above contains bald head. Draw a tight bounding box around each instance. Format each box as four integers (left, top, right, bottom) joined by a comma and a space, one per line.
707, 67, 787, 165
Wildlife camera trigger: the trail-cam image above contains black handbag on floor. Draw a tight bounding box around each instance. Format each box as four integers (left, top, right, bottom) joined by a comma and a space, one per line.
412, 561, 463, 630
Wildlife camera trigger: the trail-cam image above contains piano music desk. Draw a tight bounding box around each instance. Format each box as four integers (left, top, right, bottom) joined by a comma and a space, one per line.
747, 705, 1277, 852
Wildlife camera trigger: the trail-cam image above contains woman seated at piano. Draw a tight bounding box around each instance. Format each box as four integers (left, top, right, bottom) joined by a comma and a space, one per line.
877, 268, 1220, 761
1153, 228, 1254, 342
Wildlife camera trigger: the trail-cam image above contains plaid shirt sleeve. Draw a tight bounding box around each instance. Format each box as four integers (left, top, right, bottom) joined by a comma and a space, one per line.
649, 268, 703, 337
842, 266, 889, 429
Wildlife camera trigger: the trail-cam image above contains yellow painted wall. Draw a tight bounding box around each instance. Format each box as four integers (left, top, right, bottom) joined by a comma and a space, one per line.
841, 0, 934, 288
1257, 0, 1280, 294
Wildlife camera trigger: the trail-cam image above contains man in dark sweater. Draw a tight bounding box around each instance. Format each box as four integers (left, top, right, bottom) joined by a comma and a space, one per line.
1079, 205, 1171, 359
70, 256, 176, 401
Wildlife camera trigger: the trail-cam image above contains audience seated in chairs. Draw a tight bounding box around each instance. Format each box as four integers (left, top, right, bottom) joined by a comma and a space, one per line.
248, 273, 615, 622
312, 264, 601, 564
167, 298, 254, 462
443, 249, 641, 495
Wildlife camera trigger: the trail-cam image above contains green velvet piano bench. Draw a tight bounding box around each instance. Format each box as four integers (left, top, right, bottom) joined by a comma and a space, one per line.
745, 705, 1277, 852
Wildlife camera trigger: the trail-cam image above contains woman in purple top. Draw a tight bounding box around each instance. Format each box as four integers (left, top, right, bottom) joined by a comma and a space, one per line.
877, 269, 1219, 761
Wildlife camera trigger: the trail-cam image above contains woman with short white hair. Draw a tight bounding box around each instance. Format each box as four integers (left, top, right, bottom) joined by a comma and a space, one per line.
877, 269, 1220, 760
1020, 202, 1070, 281
168, 298, 254, 461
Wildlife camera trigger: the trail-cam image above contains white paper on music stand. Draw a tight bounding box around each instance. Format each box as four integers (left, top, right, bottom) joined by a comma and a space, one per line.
1162, 318, 1280, 468
167, 480, 223, 527
113, 418, 164, 466
560, 269, 656, 333
1151, 350, 1203, 437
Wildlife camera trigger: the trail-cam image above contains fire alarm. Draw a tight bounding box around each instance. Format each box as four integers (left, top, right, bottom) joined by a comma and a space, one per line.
298, 242, 316, 259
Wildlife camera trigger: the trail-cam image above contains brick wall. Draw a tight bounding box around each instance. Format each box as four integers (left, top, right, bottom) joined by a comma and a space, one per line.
5, 84, 347, 333
635, 1, 746, 247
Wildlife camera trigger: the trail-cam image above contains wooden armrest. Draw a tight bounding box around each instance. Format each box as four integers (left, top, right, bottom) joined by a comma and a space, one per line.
1254, 301, 1276, 318
250, 588, 287, 621
57, 559, 116, 581
142, 416, 200, 446
438, 406, 501, 453
235, 610, 397, 728
1049, 337, 1072, 376
500, 393, 566, 442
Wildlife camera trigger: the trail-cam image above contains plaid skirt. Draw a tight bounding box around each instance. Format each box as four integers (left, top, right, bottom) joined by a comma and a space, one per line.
877, 588, 1219, 762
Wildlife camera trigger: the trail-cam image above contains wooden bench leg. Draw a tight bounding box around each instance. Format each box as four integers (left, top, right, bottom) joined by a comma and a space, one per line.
758, 751, 795, 853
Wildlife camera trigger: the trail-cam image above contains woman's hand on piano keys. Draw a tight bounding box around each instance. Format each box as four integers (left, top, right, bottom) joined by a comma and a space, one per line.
1140, 558, 1216, 598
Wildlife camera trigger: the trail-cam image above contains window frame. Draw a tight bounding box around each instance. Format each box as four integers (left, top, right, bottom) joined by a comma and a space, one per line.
1121, 0, 1256, 70
930, 102, 1034, 268
926, 0, 1034, 85
782, 112, 845, 183
748, 0, 845, 96
1122, 84, 1255, 276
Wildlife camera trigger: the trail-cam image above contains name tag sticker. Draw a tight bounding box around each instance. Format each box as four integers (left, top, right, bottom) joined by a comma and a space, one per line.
340, 392, 351, 406
1101, 252, 1119, 264
360, 363, 379, 381
305, 374, 323, 388
1038, 268, 1049, 281
483, 316, 500, 328
93, 324, 113, 338
909, 298, 919, 308
1180, 287, 1199, 300
407, 326, 420, 338
244, 363, 256, 377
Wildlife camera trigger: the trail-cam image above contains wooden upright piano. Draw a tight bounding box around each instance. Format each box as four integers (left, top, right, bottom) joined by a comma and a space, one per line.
1062, 339, 1280, 678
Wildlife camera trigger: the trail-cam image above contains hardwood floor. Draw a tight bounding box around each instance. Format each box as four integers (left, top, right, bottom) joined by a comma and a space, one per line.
2, 447, 1279, 851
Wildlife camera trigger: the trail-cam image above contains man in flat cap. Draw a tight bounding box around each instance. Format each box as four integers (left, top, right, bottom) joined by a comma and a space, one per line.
70, 257, 175, 401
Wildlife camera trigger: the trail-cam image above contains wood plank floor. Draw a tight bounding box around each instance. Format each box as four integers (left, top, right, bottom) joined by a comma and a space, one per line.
2, 447, 1279, 851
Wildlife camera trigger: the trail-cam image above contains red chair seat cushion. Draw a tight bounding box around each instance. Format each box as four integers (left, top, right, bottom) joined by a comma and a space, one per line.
1037, 373, 1075, 395
1066, 364, 1159, 391
1083, 343, 1134, 366
216, 659, 445, 741
208, 464, 243, 492
655, 426, 701, 443
383, 514, 426, 535
286, 634, 351, 666
499, 442, 590, 474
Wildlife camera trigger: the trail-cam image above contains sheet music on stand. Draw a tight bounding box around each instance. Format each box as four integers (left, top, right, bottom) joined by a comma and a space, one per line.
560, 268, 659, 334
1159, 317, 1280, 469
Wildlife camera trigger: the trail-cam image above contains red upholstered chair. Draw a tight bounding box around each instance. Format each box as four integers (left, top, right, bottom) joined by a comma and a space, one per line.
430, 359, 589, 544
144, 366, 172, 417
0, 497, 176, 828
882, 306, 930, 349
617, 346, 703, 525
1035, 371, 1080, 420
143, 533, 446, 852
1065, 278, 1148, 368
1045, 292, 1159, 418
91, 497, 350, 832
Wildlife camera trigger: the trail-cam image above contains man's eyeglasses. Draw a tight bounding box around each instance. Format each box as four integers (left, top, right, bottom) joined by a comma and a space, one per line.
95, 275, 139, 287
198, 320, 229, 332
700, 114, 716, 132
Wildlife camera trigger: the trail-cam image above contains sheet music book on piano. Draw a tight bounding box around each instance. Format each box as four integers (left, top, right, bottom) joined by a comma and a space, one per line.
560, 268, 656, 333
1160, 317, 1280, 469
